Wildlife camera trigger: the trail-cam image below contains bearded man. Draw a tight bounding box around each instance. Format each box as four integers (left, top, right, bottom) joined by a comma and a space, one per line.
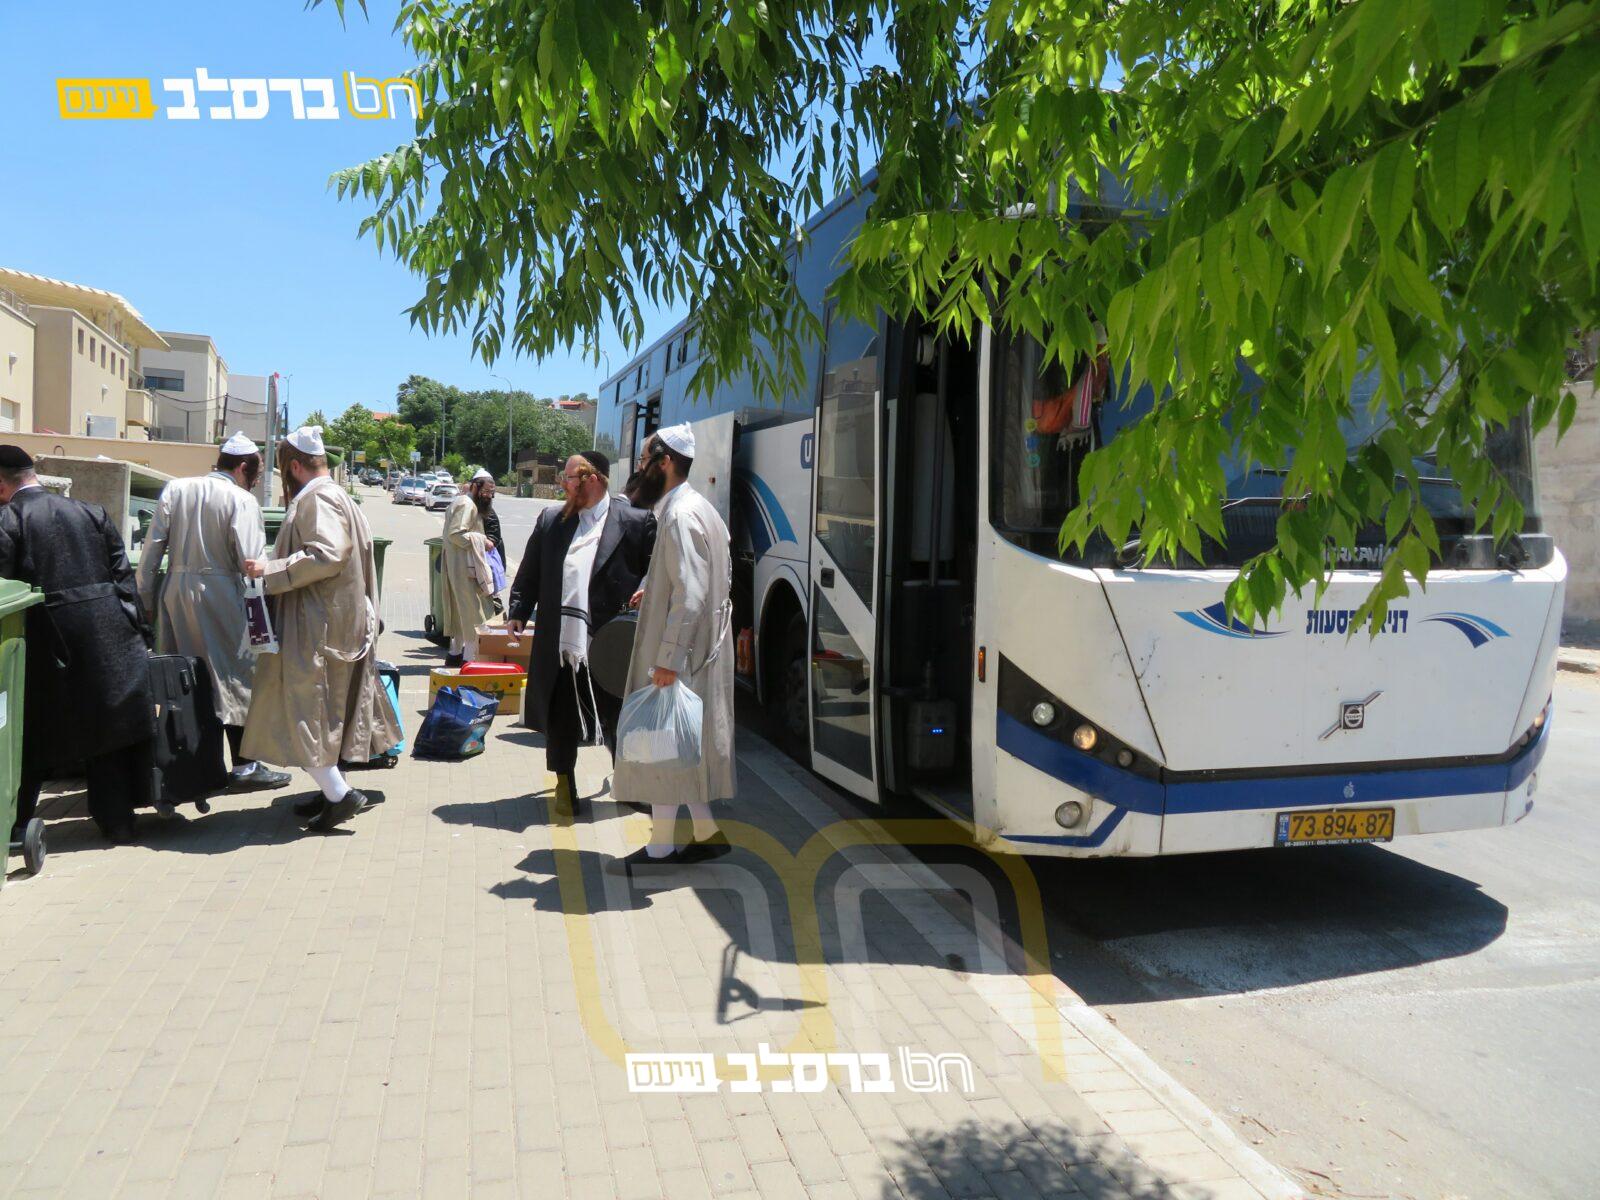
440, 468, 498, 667
507, 450, 654, 815
241, 426, 401, 830
607, 424, 735, 871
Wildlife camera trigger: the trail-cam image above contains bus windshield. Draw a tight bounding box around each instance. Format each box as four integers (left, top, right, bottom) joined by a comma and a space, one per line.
991, 331, 1544, 567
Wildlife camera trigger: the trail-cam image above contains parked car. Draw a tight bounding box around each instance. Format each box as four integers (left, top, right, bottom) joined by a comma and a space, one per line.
394, 477, 430, 505
424, 483, 459, 512
384, 471, 403, 490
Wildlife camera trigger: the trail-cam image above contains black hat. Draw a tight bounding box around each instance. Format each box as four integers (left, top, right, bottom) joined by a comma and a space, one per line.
579, 449, 611, 477
0, 446, 34, 470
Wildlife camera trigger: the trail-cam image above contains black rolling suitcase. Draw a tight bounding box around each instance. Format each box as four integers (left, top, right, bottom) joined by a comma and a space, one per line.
146, 654, 230, 813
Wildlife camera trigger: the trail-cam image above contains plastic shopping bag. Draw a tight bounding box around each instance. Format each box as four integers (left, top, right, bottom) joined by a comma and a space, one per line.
413, 685, 500, 760
242, 576, 278, 655
617, 681, 703, 768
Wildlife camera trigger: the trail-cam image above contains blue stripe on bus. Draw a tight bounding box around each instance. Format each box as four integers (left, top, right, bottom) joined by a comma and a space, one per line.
1004, 808, 1127, 849
997, 709, 1548, 817
995, 712, 1165, 814
746, 472, 796, 544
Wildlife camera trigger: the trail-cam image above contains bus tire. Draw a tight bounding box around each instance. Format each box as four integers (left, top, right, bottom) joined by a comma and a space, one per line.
768, 613, 809, 764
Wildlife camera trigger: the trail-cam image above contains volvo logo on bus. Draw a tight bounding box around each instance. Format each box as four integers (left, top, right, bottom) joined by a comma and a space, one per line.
1320, 691, 1382, 740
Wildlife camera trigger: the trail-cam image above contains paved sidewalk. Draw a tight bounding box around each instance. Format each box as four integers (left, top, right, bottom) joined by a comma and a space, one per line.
0, 505, 1301, 1199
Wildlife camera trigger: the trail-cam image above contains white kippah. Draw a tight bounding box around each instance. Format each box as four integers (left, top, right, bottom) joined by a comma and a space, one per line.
657, 422, 695, 458
471, 467, 494, 482
285, 425, 324, 455
220, 431, 258, 456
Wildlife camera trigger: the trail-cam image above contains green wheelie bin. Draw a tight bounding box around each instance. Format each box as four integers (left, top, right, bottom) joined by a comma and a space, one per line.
423, 536, 448, 644
0, 580, 45, 882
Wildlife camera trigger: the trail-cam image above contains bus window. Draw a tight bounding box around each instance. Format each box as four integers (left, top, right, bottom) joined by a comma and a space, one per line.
815, 313, 880, 607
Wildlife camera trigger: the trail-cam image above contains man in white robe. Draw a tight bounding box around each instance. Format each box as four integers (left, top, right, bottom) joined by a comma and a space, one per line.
608, 423, 736, 871
136, 432, 291, 791
440, 468, 497, 666
242, 427, 402, 831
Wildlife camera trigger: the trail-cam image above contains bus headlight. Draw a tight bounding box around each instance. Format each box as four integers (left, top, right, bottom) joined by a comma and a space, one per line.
1031, 702, 1057, 727
1071, 724, 1098, 751
1055, 801, 1085, 828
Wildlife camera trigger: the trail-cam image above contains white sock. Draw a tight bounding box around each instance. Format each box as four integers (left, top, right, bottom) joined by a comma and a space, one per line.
306, 764, 351, 802
647, 804, 680, 856
686, 803, 717, 842
448, 637, 464, 656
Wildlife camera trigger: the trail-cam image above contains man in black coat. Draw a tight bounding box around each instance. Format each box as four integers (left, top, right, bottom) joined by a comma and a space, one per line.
507, 450, 653, 814
0, 447, 154, 843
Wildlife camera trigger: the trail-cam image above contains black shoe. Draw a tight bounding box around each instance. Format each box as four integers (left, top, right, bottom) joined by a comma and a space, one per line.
678, 832, 732, 864
605, 846, 685, 875
307, 789, 368, 832
292, 795, 325, 817
229, 764, 292, 792
443, 652, 465, 669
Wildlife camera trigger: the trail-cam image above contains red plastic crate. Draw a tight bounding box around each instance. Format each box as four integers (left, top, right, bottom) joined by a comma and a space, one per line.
460, 661, 524, 676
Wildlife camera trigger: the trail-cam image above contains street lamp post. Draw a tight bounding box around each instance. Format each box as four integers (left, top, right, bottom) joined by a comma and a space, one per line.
491, 373, 515, 479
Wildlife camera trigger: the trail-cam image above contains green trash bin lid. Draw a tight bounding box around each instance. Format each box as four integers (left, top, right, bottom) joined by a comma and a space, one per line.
0, 579, 41, 619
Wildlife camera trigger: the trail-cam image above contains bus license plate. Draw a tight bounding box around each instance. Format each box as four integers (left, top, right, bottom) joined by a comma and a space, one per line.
1275, 807, 1394, 846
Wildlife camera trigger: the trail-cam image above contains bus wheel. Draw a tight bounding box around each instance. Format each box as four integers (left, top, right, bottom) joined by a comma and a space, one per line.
769, 614, 809, 762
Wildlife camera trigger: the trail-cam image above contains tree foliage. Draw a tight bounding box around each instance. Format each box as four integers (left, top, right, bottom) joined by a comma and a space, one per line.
326, 0, 1600, 622
396, 374, 593, 469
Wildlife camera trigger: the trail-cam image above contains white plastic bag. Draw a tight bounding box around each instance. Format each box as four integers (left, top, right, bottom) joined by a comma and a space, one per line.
617, 681, 703, 768
242, 576, 278, 655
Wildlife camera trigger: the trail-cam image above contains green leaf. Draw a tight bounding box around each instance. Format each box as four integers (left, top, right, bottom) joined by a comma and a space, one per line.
1369, 139, 1417, 249
1430, 0, 1482, 66
1385, 249, 1448, 328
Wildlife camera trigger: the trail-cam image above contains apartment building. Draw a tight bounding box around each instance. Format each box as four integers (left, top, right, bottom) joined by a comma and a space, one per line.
0, 268, 168, 440
139, 332, 228, 443
0, 286, 33, 433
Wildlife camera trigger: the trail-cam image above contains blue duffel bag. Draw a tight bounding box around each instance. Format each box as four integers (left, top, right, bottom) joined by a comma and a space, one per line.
413, 685, 499, 760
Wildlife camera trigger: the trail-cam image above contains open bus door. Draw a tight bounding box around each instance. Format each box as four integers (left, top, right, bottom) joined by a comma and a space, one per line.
806, 308, 884, 800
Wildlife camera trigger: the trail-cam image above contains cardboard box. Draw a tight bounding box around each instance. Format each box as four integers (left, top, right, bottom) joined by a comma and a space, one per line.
429, 668, 527, 717
475, 623, 533, 669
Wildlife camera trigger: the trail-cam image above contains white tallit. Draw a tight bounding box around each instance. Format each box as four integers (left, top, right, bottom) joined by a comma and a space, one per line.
559, 493, 609, 668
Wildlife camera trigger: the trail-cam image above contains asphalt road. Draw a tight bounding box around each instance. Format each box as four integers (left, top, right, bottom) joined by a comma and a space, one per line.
374, 485, 1596, 1197
1050, 670, 1600, 1200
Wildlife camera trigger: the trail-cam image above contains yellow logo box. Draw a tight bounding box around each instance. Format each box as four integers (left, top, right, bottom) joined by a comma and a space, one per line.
428, 669, 527, 718
58, 78, 158, 120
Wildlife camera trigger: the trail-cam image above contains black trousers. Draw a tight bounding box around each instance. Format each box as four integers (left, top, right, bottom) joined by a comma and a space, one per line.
14, 740, 151, 835
545, 662, 622, 774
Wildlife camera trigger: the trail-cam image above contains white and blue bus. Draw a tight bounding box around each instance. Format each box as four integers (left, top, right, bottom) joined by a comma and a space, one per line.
594, 186, 1564, 858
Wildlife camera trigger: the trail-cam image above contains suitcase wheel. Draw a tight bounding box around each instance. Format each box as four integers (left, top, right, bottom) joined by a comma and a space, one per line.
21, 819, 45, 875
156, 800, 177, 819
195, 799, 212, 815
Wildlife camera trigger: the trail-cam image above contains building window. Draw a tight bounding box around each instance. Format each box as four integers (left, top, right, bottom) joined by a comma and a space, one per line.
89, 336, 96, 359
101, 345, 107, 368
0, 400, 17, 432
77, 330, 84, 354
144, 369, 184, 391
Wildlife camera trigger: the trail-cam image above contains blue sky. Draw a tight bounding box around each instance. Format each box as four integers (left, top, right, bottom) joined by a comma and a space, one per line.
0, 0, 680, 426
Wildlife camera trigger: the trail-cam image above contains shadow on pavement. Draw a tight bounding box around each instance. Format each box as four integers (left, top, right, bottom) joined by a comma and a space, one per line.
1019, 842, 1509, 1003
877, 1118, 1184, 1199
